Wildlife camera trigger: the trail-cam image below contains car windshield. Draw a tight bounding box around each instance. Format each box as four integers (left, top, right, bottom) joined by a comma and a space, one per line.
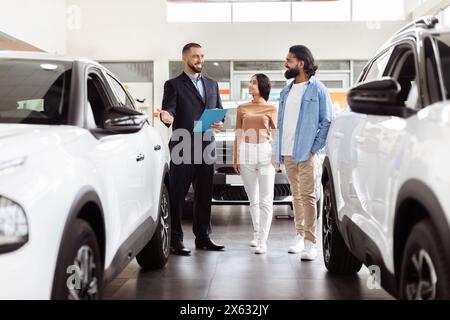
0, 59, 72, 125
434, 34, 450, 99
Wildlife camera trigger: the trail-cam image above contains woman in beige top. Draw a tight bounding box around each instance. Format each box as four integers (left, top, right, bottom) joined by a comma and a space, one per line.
233, 74, 278, 254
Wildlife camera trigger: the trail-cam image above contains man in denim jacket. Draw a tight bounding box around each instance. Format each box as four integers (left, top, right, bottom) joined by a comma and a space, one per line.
272, 45, 333, 260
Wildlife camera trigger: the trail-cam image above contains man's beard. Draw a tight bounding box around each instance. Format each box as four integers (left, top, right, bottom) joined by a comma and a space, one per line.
188, 62, 202, 73
284, 67, 300, 79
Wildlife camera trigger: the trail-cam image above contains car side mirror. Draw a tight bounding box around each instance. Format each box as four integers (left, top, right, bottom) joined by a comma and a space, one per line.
103, 106, 148, 133
347, 77, 416, 118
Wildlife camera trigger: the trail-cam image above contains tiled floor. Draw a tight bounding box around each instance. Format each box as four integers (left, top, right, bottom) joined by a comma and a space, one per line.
104, 205, 394, 300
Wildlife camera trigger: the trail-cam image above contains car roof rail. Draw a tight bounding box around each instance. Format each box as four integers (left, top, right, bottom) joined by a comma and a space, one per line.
393, 15, 439, 37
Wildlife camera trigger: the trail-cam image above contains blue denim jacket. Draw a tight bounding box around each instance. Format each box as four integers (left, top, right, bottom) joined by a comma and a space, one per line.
273, 76, 333, 163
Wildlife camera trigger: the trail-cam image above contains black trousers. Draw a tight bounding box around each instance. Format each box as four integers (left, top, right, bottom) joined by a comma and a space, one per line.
169, 160, 214, 243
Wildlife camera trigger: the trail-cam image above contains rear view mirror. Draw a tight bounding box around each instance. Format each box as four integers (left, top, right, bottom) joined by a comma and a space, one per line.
103, 106, 148, 133
348, 77, 415, 118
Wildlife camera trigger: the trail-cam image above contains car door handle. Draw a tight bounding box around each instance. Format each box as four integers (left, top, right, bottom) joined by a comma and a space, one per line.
354, 136, 366, 144
333, 132, 344, 139
136, 153, 145, 162
154, 145, 161, 151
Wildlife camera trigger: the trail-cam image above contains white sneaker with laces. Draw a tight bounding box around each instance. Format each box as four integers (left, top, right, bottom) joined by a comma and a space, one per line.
255, 241, 267, 254
288, 234, 304, 254
250, 232, 259, 247
301, 240, 317, 261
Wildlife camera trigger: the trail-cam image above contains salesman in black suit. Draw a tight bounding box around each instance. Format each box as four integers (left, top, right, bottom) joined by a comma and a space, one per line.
157, 43, 225, 255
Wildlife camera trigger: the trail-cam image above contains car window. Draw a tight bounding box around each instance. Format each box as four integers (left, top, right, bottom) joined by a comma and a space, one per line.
87, 73, 110, 128
424, 37, 442, 104
106, 74, 135, 110
432, 34, 450, 100
385, 46, 419, 109
0, 59, 72, 125
363, 50, 390, 82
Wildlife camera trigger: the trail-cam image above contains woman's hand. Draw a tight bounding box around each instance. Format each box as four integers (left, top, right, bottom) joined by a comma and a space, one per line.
271, 155, 280, 172
233, 163, 240, 175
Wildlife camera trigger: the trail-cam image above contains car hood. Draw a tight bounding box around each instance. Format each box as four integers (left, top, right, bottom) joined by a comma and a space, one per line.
0, 124, 82, 163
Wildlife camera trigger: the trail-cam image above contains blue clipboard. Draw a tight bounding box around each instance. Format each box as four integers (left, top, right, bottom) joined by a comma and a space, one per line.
193, 108, 228, 133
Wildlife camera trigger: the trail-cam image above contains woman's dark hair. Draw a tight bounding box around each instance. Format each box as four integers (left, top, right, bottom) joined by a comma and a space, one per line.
289, 45, 318, 77
253, 73, 271, 101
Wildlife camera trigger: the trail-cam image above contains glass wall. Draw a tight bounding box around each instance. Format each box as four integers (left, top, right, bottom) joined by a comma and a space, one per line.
169, 59, 364, 111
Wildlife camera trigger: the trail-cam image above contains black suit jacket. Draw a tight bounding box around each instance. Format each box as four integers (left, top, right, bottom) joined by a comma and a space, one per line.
161, 72, 223, 160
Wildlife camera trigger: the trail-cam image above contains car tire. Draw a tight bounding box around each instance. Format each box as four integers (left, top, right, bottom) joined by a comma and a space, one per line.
399, 220, 450, 300
136, 184, 171, 270
51, 219, 103, 300
322, 180, 362, 274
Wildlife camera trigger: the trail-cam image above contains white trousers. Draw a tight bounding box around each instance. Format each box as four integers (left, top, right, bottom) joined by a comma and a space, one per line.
239, 141, 275, 243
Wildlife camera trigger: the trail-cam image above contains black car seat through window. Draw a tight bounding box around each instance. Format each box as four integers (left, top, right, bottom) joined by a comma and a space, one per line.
397, 53, 416, 105
87, 77, 107, 127
42, 74, 64, 123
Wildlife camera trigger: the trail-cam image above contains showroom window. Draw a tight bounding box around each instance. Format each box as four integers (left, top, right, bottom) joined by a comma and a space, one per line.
100, 61, 154, 116
167, 1, 231, 22
292, 0, 351, 22
233, 61, 284, 71
167, 0, 404, 22
232, 2, 290, 22
352, 0, 404, 21
438, 4, 450, 27
169, 59, 365, 110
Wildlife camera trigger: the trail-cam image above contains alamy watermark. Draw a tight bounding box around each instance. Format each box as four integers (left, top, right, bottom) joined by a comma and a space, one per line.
169, 127, 277, 165
67, 5, 82, 30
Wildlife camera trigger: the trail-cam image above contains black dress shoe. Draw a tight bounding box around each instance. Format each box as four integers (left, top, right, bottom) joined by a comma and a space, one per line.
195, 238, 225, 251
170, 242, 191, 256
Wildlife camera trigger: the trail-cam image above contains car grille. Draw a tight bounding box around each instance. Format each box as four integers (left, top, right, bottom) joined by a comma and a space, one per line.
213, 184, 291, 201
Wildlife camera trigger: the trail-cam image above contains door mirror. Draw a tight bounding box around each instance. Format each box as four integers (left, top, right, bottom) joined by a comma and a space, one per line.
103, 106, 148, 133
348, 77, 415, 118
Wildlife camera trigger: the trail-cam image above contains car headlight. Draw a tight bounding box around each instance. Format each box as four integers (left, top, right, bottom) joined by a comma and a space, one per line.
0, 196, 29, 253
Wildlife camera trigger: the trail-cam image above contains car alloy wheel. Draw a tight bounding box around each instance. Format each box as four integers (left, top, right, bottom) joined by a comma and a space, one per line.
404, 248, 437, 300
322, 187, 333, 264
68, 245, 99, 300
160, 190, 170, 257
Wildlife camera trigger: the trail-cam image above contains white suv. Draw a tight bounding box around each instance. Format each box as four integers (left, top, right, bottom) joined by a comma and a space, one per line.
0, 52, 170, 299
322, 17, 450, 299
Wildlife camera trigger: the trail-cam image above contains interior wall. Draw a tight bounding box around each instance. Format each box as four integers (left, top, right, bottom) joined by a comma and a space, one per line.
66, 0, 406, 111
0, 0, 67, 53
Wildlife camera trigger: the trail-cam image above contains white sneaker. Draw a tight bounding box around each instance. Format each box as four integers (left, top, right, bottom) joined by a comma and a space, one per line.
255, 241, 267, 254
288, 234, 304, 254
250, 232, 259, 247
301, 240, 317, 261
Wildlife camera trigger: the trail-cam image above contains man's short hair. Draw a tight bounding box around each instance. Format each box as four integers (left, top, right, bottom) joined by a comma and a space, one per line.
182, 43, 202, 55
